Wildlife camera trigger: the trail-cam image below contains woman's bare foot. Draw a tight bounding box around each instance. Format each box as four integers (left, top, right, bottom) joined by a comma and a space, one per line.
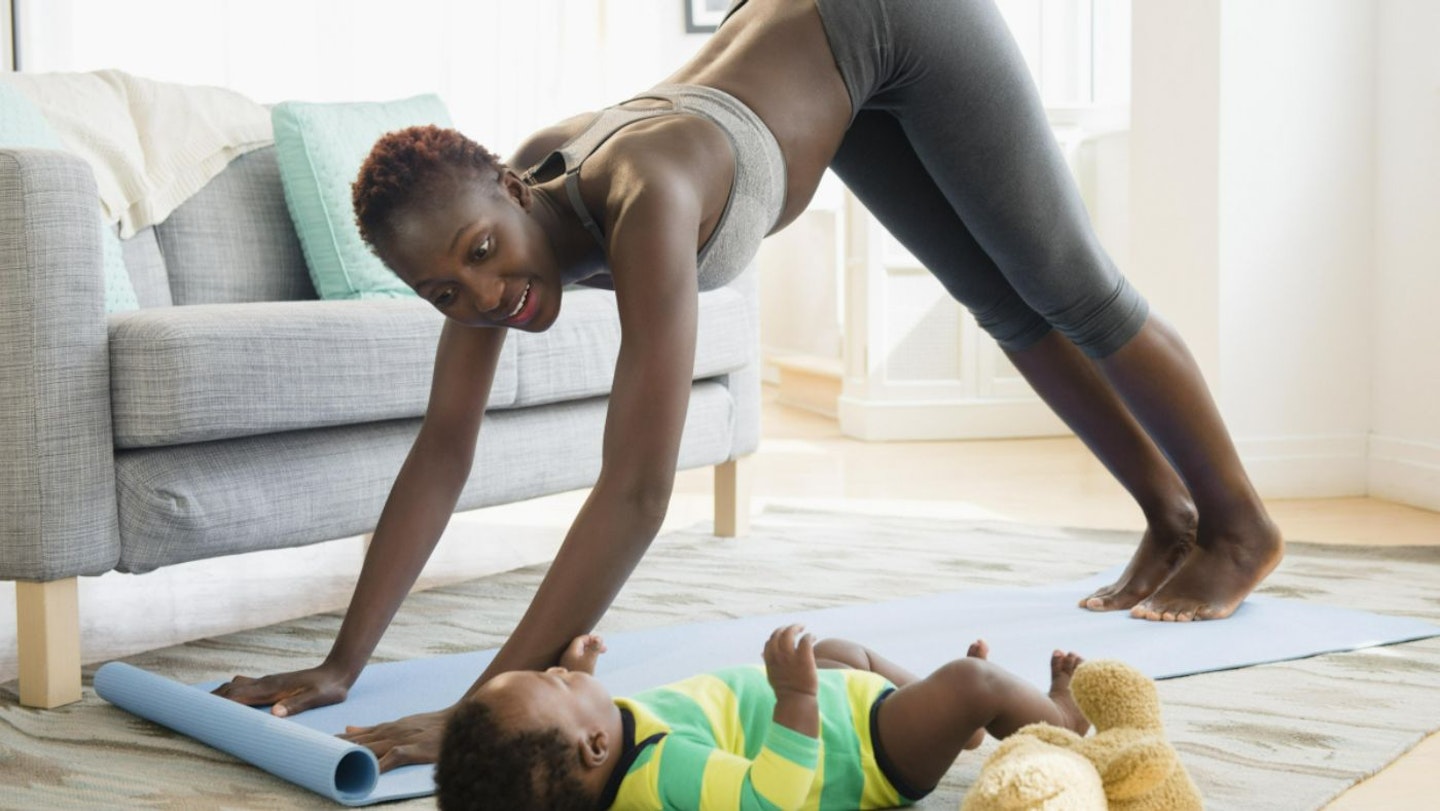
1131, 514, 1284, 621
1080, 504, 1197, 611
1048, 651, 1090, 736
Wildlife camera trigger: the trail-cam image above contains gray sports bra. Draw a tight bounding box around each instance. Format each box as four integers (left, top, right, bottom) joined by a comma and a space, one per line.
524, 83, 787, 292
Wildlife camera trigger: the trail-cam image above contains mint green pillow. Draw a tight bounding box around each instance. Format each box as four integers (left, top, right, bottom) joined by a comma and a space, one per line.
271, 95, 453, 300
0, 82, 140, 314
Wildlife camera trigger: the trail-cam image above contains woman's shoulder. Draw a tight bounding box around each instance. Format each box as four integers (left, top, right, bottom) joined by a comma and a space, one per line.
506, 111, 599, 172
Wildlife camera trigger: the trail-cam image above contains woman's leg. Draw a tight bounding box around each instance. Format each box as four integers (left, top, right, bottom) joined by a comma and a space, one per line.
851, 0, 1281, 620
829, 110, 1199, 610
1006, 333, 1199, 610
1097, 318, 1283, 620
873, 648, 1088, 794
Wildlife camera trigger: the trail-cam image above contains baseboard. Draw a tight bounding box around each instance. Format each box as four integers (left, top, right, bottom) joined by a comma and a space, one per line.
1367, 435, 1440, 513
1235, 434, 1369, 499
837, 396, 1070, 441
770, 354, 842, 418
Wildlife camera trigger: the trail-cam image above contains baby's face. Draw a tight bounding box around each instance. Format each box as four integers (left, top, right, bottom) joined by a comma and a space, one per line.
479, 667, 615, 737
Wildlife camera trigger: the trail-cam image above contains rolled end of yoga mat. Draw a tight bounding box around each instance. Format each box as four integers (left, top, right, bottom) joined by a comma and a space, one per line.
95, 662, 380, 805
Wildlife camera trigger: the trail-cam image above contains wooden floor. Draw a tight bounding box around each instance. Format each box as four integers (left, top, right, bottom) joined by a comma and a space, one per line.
3, 387, 1436, 806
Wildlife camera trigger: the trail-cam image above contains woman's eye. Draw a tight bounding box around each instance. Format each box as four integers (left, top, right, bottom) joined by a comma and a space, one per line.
434, 290, 455, 307
472, 237, 492, 262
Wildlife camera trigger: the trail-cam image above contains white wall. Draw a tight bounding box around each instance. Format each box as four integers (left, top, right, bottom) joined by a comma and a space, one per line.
1132, 0, 1438, 509
1131, 1, 1376, 498
1129, 0, 1223, 380
14, 0, 709, 160
1216, 0, 1376, 496
1370, 0, 1440, 511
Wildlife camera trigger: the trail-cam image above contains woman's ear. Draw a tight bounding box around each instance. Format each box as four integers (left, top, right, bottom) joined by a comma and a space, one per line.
580, 729, 610, 770
501, 168, 533, 209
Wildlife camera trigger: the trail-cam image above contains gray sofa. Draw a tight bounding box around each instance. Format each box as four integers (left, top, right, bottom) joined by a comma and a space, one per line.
0, 145, 759, 708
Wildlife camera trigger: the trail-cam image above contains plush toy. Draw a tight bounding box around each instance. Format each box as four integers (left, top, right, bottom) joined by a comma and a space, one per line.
960, 659, 1202, 811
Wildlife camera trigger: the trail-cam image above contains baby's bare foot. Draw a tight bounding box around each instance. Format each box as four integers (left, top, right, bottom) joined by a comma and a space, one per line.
962, 640, 991, 749
1048, 651, 1090, 736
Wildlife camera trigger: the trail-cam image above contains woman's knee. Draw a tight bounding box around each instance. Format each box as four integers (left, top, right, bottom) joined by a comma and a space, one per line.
1042, 275, 1150, 359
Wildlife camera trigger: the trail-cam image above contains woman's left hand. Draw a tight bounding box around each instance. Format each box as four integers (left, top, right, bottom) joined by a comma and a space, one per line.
341, 709, 452, 772
558, 633, 607, 674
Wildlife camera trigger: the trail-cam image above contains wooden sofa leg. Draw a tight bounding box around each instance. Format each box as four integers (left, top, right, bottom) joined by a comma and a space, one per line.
16, 577, 82, 708
714, 457, 752, 538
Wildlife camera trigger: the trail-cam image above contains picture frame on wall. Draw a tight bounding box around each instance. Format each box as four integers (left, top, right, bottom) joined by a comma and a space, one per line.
685, 0, 730, 34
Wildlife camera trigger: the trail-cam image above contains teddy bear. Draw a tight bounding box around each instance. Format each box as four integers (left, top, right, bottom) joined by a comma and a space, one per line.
959, 659, 1202, 811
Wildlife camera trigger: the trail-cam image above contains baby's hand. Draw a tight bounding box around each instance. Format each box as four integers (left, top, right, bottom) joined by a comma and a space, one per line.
763, 625, 818, 698
559, 633, 607, 674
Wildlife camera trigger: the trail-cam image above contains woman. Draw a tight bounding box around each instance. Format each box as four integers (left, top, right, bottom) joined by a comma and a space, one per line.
216, 0, 1282, 770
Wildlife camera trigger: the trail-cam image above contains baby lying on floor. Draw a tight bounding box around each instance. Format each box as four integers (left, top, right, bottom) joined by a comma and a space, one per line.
434, 625, 1088, 811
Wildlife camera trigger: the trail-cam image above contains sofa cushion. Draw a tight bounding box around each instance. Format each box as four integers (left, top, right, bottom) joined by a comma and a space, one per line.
271, 95, 450, 301
156, 147, 316, 305
114, 382, 736, 572
119, 226, 173, 308
506, 285, 754, 408
109, 299, 517, 448
109, 286, 751, 448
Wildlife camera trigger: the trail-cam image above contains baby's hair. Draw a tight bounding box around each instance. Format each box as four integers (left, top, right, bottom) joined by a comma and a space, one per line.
435, 699, 596, 811
351, 124, 507, 252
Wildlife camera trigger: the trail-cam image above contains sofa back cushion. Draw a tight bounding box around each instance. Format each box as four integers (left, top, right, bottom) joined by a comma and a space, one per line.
154, 147, 317, 305
119, 227, 173, 308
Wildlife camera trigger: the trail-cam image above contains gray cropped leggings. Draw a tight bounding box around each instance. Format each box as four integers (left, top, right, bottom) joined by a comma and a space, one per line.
818, 0, 1148, 358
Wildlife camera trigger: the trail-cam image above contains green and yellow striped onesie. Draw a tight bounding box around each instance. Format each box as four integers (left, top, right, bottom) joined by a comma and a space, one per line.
597, 665, 921, 811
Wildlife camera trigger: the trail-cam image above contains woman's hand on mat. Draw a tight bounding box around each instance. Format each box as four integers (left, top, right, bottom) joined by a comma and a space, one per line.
342, 709, 450, 771
559, 633, 607, 674
764, 624, 819, 698
211, 665, 351, 717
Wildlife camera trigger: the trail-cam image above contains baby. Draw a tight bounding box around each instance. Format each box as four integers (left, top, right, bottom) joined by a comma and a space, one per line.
435, 625, 1088, 810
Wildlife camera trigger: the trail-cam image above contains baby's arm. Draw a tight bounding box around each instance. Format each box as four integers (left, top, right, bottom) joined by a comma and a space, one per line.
557, 634, 606, 674
765, 625, 819, 738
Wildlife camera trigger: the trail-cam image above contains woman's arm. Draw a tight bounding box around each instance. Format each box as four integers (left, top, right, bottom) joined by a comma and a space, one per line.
335, 156, 708, 773
213, 319, 507, 715
470, 166, 704, 685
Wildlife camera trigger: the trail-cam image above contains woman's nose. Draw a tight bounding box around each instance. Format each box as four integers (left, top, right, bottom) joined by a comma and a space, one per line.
470, 278, 505, 316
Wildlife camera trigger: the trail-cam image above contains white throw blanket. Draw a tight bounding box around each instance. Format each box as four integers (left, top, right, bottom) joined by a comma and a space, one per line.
4, 69, 272, 237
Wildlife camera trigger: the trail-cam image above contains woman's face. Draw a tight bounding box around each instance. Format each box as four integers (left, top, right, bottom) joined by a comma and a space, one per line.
381, 172, 563, 332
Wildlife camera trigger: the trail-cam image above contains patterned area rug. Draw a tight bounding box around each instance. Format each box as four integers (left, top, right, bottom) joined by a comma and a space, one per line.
4, 506, 1439, 810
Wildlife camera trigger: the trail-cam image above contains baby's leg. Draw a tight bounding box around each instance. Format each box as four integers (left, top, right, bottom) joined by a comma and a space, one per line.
813, 638, 920, 686
874, 646, 1089, 795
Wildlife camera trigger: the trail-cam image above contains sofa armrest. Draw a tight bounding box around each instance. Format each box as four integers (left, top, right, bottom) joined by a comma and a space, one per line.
0, 148, 121, 581
719, 265, 762, 459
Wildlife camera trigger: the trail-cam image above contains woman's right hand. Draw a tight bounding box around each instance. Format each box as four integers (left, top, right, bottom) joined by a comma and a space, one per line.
212, 664, 352, 717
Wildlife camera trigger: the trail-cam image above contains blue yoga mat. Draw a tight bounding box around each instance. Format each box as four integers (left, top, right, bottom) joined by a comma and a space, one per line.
96, 566, 1440, 806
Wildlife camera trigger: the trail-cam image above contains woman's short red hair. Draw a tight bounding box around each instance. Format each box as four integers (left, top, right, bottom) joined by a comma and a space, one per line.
351, 125, 506, 251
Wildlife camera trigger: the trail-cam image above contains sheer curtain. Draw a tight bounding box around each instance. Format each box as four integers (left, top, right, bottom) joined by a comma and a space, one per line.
12, 0, 630, 157
13, 0, 1127, 155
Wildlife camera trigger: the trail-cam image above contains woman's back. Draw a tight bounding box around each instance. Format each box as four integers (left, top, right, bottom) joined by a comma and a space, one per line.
662, 0, 852, 229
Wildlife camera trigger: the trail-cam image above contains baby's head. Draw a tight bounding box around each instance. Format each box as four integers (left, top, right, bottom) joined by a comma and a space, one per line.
435, 667, 621, 811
